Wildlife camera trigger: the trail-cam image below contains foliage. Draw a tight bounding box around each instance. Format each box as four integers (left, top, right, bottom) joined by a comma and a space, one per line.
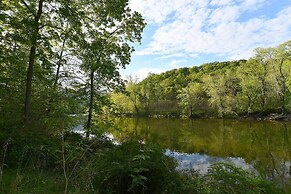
203, 162, 283, 194
92, 141, 175, 193
0, 1, 290, 193
0, 0, 145, 136
1, 131, 284, 193
177, 82, 209, 117
111, 41, 291, 118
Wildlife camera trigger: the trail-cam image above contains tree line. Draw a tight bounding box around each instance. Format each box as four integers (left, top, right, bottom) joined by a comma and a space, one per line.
0, 1, 289, 192
0, 0, 145, 132
111, 41, 291, 118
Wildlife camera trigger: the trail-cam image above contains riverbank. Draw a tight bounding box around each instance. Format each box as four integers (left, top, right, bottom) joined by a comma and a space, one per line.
116, 111, 291, 121
245, 113, 291, 121
0, 126, 286, 193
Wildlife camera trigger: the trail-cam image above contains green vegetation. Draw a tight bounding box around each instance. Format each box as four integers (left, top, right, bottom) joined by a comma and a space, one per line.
110, 117, 291, 189
0, 0, 290, 193
0, 127, 284, 193
0, 0, 146, 134
111, 41, 291, 118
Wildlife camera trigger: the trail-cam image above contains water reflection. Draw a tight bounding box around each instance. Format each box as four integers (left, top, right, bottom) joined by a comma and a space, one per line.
110, 117, 291, 186
165, 149, 255, 174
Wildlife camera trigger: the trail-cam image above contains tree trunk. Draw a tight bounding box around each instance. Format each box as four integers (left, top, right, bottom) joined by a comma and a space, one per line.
24, 46, 36, 123
247, 95, 251, 115
259, 60, 268, 110
53, 38, 66, 89
134, 104, 139, 115
260, 79, 267, 109
86, 70, 94, 137
24, 0, 43, 123
281, 90, 285, 115
279, 59, 286, 115
46, 38, 67, 115
133, 95, 139, 114
190, 106, 193, 117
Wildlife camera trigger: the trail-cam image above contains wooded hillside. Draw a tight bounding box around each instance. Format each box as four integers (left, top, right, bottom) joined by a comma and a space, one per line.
111, 41, 291, 118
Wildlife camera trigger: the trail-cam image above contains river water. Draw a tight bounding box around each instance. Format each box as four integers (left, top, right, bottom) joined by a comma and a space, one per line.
109, 117, 291, 186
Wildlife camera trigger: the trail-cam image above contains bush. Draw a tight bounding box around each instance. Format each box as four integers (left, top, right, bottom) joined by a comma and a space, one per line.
92, 141, 199, 194
203, 162, 284, 194
0, 128, 286, 193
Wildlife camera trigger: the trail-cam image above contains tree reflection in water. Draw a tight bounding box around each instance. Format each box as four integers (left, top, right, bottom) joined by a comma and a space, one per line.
110, 117, 291, 187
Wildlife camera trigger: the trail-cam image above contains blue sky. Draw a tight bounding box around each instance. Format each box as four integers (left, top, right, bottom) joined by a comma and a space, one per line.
120, 0, 291, 80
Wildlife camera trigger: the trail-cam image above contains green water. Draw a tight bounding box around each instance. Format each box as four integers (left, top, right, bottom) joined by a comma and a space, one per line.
110, 117, 291, 184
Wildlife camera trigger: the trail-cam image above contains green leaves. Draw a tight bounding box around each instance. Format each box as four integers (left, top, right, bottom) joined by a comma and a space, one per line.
111, 41, 291, 118
0, 0, 146, 128
204, 163, 283, 194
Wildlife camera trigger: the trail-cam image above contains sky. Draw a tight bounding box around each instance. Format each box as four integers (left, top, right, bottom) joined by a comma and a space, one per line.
120, 0, 291, 80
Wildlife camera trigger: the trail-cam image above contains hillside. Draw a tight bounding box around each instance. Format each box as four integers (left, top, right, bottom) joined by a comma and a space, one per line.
111, 41, 291, 118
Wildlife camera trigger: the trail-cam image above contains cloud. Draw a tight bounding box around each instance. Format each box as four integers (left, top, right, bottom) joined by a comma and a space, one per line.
129, 0, 187, 23
208, 6, 240, 25
126, 59, 187, 80
159, 53, 188, 59
134, 67, 168, 80
168, 59, 188, 68
131, 0, 291, 61
210, 0, 234, 6
240, 0, 268, 11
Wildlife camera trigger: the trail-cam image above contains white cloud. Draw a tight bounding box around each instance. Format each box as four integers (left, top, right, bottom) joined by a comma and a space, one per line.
168, 59, 188, 68
228, 48, 255, 60
132, 67, 166, 80
131, 0, 291, 61
240, 0, 267, 11
208, 6, 240, 25
159, 53, 188, 59
124, 59, 188, 80
129, 0, 187, 23
210, 0, 234, 6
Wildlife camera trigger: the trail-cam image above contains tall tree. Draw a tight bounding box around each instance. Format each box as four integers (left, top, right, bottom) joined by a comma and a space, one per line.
0, 1, 28, 124
253, 47, 272, 110
1, 0, 145, 129
1, 0, 76, 124
126, 76, 141, 114
177, 82, 207, 117
269, 41, 291, 114
23, 0, 44, 123
237, 58, 264, 114
70, 0, 146, 133
203, 70, 239, 117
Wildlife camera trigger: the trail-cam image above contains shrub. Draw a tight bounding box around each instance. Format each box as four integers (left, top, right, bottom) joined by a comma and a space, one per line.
203, 162, 284, 194
92, 140, 199, 194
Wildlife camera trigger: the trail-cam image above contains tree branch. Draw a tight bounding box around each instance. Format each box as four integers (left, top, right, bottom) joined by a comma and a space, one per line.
20, 0, 36, 17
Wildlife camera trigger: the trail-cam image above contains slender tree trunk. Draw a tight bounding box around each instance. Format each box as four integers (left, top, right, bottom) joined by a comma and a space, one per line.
24, 0, 43, 123
86, 70, 94, 137
272, 58, 286, 115
281, 87, 286, 115
247, 95, 251, 115
134, 104, 139, 115
279, 59, 286, 115
45, 36, 67, 115
132, 95, 139, 114
259, 60, 268, 110
24, 46, 36, 123
54, 38, 66, 89
261, 79, 267, 109
190, 106, 193, 117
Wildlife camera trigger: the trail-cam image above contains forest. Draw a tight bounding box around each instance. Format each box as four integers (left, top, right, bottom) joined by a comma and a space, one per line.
111, 41, 291, 119
0, 0, 290, 193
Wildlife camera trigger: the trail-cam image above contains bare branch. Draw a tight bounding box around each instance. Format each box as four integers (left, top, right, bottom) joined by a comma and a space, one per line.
109, 26, 122, 36
20, 0, 36, 17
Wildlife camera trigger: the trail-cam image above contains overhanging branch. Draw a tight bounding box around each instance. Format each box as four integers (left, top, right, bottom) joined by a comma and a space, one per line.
20, 0, 36, 17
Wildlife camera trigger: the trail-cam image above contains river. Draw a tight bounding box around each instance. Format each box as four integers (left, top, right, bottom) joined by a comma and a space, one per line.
109, 117, 291, 186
